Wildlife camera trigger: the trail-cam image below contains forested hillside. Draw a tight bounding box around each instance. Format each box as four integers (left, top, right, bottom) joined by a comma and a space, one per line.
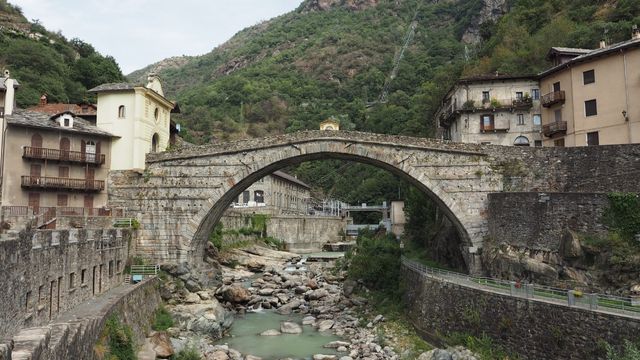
0, 0, 124, 106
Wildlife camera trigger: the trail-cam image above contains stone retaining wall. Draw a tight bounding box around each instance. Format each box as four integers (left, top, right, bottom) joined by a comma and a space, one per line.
7, 278, 160, 360
220, 213, 346, 252
0, 228, 132, 343
402, 266, 640, 359
487, 192, 610, 250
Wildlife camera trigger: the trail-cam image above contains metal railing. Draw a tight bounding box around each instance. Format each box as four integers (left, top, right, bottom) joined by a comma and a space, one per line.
23, 146, 105, 165
2, 206, 125, 218
21, 176, 105, 191
402, 257, 640, 318
130, 265, 160, 276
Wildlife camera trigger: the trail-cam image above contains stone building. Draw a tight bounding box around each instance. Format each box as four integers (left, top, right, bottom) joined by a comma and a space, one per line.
27, 95, 98, 123
233, 170, 311, 215
89, 74, 178, 171
539, 31, 640, 146
320, 118, 340, 131
435, 74, 543, 147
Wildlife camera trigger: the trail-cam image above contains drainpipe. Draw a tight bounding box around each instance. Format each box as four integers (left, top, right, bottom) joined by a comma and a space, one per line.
623, 50, 632, 143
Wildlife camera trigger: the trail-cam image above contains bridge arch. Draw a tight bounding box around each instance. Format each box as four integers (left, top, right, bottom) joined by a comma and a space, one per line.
119, 132, 501, 273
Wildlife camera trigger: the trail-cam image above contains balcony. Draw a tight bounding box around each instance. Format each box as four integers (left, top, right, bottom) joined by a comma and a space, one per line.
541, 91, 566, 107
21, 176, 105, 192
542, 121, 568, 137
480, 122, 510, 132
512, 97, 533, 109
23, 147, 105, 166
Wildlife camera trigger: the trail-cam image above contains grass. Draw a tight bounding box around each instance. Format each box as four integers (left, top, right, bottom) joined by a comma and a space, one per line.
173, 345, 202, 360
152, 305, 174, 331
445, 332, 517, 360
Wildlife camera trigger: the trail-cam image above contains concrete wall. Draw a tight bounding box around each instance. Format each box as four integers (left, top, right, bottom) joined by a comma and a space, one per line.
403, 265, 640, 360
0, 228, 131, 343
487, 192, 609, 250
221, 213, 346, 252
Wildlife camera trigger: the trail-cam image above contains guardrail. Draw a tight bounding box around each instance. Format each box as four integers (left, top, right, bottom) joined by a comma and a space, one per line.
402, 257, 640, 318
2, 206, 125, 218
23, 146, 105, 165
130, 265, 160, 276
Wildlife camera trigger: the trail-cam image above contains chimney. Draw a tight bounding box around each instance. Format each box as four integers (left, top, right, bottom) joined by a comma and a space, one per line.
3, 70, 15, 116
147, 72, 159, 87
39, 93, 47, 106
599, 40, 607, 49
633, 25, 640, 40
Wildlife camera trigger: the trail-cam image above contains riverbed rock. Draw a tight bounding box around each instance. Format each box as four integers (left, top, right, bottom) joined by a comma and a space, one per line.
307, 279, 319, 289
342, 279, 357, 297
149, 331, 174, 358
219, 285, 251, 303
184, 292, 201, 304
281, 321, 303, 334
317, 319, 335, 331
209, 350, 229, 360
260, 329, 282, 336
247, 260, 266, 272
245, 356, 262, 360
313, 355, 337, 360
258, 288, 275, 296
324, 341, 350, 348
302, 315, 316, 325
171, 299, 232, 339
276, 299, 303, 315
307, 288, 330, 300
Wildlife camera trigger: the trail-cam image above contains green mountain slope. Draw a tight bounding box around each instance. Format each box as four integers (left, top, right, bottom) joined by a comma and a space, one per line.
0, 0, 124, 106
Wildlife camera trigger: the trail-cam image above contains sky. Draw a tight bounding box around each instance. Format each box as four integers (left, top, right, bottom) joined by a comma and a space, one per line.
13, 0, 303, 74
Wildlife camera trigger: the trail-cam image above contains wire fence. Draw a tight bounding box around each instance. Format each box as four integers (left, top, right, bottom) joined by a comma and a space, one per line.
402, 257, 640, 318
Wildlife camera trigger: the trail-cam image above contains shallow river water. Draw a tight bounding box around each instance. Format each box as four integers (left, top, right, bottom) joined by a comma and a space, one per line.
216, 310, 342, 359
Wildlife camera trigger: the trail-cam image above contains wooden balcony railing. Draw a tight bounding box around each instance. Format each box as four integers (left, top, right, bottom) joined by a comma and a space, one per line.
512, 97, 533, 109
21, 176, 105, 192
23, 147, 105, 165
541, 91, 566, 107
542, 121, 568, 137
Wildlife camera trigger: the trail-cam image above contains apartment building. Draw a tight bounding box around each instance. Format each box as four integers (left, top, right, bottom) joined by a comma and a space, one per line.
435, 74, 543, 146
539, 31, 640, 146
0, 73, 116, 218
233, 170, 311, 216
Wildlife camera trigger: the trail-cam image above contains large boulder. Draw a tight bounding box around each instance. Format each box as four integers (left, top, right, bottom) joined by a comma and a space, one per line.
276, 299, 303, 315
280, 321, 303, 334
149, 332, 174, 359
171, 300, 233, 339
306, 289, 329, 301
317, 320, 335, 332
560, 229, 584, 259
219, 285, 251, 303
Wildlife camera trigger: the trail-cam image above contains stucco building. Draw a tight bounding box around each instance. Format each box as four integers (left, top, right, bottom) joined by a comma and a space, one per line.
539, 33, 640, 146
0, 75, 116, 218
233, 170, 311, 215
435, 74, 543, 147
90, 74, 177, 171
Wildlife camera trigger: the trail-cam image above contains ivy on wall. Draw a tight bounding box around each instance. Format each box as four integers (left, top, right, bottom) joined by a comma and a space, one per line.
604, 193, 640, 243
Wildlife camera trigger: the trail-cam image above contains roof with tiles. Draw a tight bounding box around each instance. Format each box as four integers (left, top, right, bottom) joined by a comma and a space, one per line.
5, 109, 117, 138
27, 103, 97, 116
88, 82, 139, 92
540, 38, 640, 77
272, 170, 311, 189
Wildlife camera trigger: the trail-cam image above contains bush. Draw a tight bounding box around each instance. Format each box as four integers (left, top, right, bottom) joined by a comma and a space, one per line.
102, 315, 135, 360
173, 346, 202, 360
605, 340, 640, 360
347, 231, 401, 293
152, 305, 174, 331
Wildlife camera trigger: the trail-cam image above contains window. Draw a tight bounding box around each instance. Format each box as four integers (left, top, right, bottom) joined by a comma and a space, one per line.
58, 166, 69, 178
81, 269, 86, 285
254, 190, 265, 203
534, 140, 543, 147
480, 114, 494, 131
532, 89, 540, 100
69, 272, 75, 290
57, 194, 68, 207
482, 91, 490, 103
554, 109, 562, 122
118, 105, 126, 118
585, 99, 598, 116
554, 138, 565, 147
533, 114, 541, 126
25, 291, 31, 311
553, 82, 561, 92
85, 140, 96, 162
242, 191, 250, 203
63, 118, 70, 127
517, 114, 525, 125
31, 133, 42, 148
108, 261, 114, 278
151, 133, 159, 152
514, 136, 530, 146
154, 108, 159, 121
587, 131, 600, 146
583, 70, 595, 85
515, 92, 523, 100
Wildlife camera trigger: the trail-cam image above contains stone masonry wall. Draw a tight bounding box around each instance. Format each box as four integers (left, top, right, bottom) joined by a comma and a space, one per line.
0, 228, 131, 344
487, 192, 610, 251
220, 213, 346, 252
403, 266, 640, 360
8, 278, 160, 360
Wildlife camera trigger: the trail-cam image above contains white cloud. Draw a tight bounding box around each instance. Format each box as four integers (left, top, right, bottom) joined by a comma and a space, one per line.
12, 0, 302, 73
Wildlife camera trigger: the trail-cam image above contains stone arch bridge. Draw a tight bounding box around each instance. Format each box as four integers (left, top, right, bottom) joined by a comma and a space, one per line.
107, 131, 640, 272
